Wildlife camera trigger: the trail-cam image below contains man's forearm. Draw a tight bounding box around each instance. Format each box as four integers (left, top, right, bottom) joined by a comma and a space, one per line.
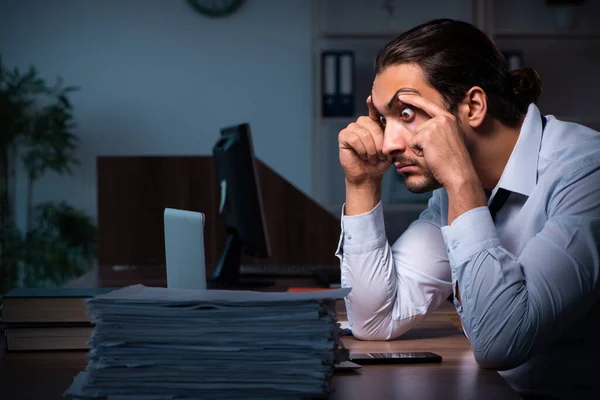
344, 178, 382, 216
446, 173, 487, 225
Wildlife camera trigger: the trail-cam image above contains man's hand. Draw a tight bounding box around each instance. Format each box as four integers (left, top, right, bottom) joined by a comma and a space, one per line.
398, 93, 486, 224
397, 93, 475, 189
338, 96, 391, 187
338, 96, 392, 215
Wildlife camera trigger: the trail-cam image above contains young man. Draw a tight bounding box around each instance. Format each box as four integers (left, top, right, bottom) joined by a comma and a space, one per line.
336, 19, 600, 399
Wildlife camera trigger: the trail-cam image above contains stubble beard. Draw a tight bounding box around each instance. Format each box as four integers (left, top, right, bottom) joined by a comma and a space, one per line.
404, 170, 441, 194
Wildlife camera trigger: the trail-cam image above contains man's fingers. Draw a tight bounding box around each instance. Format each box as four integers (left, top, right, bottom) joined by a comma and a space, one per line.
372, 127, 386, 161
340, 129, 368, 160
366, 96, 380, 123
350, 123, 379, 164
413, 145, 424, 157
408, 130, 426, 158
340, 123, 380, 164
398, 93, 452, 119
413, 114, 439, 133
356, 116, 386, 161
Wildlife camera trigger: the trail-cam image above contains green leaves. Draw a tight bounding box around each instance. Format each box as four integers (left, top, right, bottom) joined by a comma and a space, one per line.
0, 223, 23, 294
23, 202, 97, 288
23, 99, 80, 181
0, 57, 80, 178
0, 57, 95, 294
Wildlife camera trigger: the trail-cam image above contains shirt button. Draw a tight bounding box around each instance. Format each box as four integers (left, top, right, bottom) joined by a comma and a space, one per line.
451, 241, 459, 250
346, 234, 352, 240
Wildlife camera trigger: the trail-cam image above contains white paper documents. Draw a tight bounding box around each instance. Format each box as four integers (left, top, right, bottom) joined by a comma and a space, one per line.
64, 284, 351, 400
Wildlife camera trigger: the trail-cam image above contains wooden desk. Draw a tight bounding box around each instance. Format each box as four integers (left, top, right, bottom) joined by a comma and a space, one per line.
0, 274, 520, 399
333, 313, 520, 399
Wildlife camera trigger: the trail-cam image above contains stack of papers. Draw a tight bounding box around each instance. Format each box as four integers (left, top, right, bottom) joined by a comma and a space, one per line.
64, 284, 350, 400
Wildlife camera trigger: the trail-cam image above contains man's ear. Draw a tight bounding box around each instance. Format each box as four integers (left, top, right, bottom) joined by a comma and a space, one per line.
458, 86, 487, 129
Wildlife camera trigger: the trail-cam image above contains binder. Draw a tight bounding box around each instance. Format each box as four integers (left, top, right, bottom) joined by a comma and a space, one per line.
321, 51, 338, 117
337, 51, 355, 117
502, 50, 523, 71
321, 50, 355, 117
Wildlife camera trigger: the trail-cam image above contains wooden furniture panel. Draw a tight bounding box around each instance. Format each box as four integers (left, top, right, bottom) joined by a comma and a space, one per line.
97, 156, 341, 277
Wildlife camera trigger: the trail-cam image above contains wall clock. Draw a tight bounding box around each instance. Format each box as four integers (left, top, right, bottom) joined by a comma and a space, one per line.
187, 0, 245, 18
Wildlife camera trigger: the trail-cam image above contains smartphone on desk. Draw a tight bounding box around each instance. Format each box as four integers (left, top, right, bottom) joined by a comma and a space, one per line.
348, 352, 442, 365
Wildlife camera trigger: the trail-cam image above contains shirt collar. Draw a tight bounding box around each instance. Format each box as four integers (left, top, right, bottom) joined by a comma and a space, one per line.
495, 103, 544, 197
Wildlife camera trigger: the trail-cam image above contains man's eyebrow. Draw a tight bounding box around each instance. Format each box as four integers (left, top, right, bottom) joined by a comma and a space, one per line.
371, 88, 420, 116
386, 88, 420, 109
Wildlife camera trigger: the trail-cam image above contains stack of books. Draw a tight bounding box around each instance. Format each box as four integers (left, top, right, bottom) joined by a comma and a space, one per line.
1, 287, 115, 351
65, 284, 350, 400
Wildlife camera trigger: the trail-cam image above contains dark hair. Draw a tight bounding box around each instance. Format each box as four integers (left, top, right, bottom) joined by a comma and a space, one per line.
374, 19, 542, 126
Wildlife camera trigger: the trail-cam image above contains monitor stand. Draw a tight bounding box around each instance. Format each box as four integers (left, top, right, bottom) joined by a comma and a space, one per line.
207, 232, 275, 290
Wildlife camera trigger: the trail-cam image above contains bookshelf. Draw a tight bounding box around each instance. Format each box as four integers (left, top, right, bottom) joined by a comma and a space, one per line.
479, 0, 600, 131
493, 31, 600, 39
311, 0, 600, 217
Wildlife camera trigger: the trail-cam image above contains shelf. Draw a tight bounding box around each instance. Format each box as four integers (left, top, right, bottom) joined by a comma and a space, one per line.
317, 32, 400, 40
493, 30, 600, 39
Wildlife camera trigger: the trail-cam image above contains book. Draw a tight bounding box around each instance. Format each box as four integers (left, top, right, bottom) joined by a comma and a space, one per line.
1, 287, 118, 323
5, 325, 93, 351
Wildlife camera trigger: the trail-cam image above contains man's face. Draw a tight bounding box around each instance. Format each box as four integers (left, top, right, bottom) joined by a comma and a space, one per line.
371, 62, 447, 194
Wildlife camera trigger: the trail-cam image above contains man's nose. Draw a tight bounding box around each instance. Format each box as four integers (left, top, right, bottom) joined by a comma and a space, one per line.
382, 122, 410, 157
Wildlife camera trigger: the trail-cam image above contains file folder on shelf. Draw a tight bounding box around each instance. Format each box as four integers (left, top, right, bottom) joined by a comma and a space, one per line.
338, 51, 355, 117
321, 50, 355, 117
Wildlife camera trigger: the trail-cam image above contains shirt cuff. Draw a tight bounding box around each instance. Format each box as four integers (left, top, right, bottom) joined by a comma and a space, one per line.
336, 201, 387, 255
440, 206, 501, 266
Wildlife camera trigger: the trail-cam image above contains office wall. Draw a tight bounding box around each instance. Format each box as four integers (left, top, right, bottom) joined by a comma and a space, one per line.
0, 0, 312, 229
2, 0, 598, 243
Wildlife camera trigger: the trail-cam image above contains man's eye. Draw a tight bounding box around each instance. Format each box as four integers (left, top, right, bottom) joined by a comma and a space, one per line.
401, 107, 415, 121
378, 115, 386, 126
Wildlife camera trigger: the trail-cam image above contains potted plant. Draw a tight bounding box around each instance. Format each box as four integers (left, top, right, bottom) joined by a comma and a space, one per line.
0, 57, 97, 296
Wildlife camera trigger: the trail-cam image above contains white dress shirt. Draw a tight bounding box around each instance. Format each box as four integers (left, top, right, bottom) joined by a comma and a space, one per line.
336, 104, 600, 399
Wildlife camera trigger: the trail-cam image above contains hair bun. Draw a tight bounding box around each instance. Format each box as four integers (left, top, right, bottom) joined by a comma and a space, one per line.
510, 68, 542, 112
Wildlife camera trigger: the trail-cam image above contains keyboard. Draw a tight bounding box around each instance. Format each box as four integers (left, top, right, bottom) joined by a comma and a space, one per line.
239, 264, 333, 278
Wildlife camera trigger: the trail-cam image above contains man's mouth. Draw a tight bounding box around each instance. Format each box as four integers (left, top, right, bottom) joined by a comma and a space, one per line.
394, 162, 417, 169
393, 159, 418, 175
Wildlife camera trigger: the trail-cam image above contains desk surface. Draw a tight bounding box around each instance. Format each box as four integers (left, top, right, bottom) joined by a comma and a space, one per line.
0, 269, 520, 400
334, 313, 520, 399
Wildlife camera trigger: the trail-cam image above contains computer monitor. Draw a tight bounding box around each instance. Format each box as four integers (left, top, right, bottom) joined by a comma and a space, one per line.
208, 123, 272, 288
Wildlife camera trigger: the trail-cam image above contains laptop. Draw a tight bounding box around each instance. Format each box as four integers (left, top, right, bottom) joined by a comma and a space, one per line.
163, 208, 207, 290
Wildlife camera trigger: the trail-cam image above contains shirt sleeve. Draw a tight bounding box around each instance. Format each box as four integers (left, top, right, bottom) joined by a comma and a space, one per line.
336, 190, 453, 340
441, 163, 600, 370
